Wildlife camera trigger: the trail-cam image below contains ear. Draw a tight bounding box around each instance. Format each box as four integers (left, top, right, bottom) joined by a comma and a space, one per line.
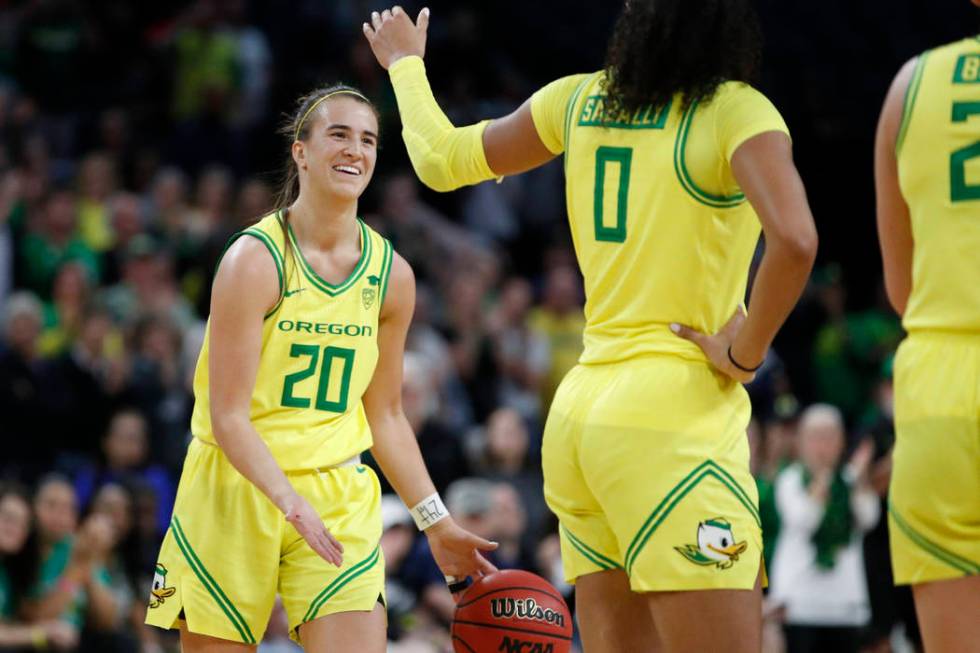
292, 140, 307, 169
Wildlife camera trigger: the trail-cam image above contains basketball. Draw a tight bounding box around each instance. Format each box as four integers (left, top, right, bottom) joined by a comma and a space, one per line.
451, 570, 573, 653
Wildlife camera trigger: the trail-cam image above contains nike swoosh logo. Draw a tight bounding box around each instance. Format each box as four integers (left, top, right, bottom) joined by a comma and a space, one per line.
355, 466, 367, 474
284, 288, 307, 297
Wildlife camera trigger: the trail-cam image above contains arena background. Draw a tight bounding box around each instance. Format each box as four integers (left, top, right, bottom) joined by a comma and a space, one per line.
0, 1, 977, 652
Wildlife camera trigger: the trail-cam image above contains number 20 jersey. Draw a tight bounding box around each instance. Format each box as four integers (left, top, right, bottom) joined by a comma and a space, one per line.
190, 211, 394, 470
530, 73, 789, 366
898, 36, 980, 335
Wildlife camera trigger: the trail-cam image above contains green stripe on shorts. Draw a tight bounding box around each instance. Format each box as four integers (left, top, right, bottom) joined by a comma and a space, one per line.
303, 545, 382, 624
889, 502, 979, 574
171, 517, 256, 644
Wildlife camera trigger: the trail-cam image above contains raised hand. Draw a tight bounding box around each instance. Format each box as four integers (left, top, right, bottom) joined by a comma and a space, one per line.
362, 5, 430, 69
283, 493, 344, 567
426, 518, 498, 582
670, 309, 760, 383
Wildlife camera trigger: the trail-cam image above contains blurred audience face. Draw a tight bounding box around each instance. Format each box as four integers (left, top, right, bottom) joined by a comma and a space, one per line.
497, 277, 533, 325
91, 483, 133, 538
486, 408, 528, 472
196, 166, 233, 218
3, 293, 43, 356
380, 174, 418, 221
543, 266, 580, 313
43, 190, 78, 241
34, 478, 78, 544
104, 411, 149, 469
0, 491, 32, 554
152, 169, 188, 214
491, 483, 526, 543
402, 353, 437, 430
78, 153, 116, 200
236, 178, 272, 225
52, 262, 91, 305
446, 479, 496, 540
110, 193, 143, 245
798, 405, 845, 473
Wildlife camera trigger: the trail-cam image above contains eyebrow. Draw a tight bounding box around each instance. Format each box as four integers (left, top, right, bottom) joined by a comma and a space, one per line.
325, 123, 379, 140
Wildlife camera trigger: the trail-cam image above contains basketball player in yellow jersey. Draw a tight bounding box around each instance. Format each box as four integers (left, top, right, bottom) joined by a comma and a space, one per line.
365, 2, 818, 651
144, 85, 497, 652
875, 5, 980, 650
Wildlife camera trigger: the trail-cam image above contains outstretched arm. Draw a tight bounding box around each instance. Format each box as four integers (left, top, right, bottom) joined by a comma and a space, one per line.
875, 58, 917, 316
363, 6, 556, 190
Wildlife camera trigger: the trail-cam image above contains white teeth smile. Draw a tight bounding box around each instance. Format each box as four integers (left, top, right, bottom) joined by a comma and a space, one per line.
333, 165, 361, 176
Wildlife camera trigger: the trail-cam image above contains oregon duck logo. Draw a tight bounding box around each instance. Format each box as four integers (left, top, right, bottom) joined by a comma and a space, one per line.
362, 287, 376, 309
675, 518, 747, 569
149, 563, 177, 608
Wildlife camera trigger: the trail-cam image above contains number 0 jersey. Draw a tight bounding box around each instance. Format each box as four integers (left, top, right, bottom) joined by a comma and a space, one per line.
190, 211, 394, 470
530, 73, 789, 365
897, 36, 980, 335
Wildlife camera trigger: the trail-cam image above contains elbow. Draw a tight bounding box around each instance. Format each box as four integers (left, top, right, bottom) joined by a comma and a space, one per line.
210, 411, 247, 447
771, 223, 818, 270
883, 274, 909, 316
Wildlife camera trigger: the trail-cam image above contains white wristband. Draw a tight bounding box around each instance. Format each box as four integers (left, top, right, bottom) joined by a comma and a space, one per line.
410, 493, 448, 531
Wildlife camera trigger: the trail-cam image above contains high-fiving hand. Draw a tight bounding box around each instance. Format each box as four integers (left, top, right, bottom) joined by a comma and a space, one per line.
362, 6, 430, 69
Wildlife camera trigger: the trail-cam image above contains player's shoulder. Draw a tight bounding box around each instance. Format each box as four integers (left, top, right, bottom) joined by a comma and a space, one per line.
927, 35, 979, 61
706, 81, 773, 110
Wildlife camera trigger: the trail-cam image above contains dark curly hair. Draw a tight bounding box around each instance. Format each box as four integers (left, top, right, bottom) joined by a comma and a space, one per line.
602, 0, 762, 119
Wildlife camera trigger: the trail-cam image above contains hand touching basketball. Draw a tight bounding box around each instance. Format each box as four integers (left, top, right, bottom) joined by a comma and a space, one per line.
363, 6, 430, 69
426, 517, 498, 581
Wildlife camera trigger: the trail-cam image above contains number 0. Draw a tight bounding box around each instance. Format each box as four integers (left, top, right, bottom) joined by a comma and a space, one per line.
593, 146, 633, 243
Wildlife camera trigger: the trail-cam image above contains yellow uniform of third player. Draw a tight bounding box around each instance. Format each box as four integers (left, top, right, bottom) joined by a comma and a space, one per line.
530, 72, 788, 590
889, 36, 980, 584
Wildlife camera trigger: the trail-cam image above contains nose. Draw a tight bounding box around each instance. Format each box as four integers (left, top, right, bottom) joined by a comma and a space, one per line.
342, 138, 363, 160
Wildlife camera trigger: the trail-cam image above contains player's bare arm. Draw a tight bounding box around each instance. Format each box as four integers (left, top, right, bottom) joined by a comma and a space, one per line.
208, 237, 344, 566
875, 58, 918, 316
363, 252, 498, 581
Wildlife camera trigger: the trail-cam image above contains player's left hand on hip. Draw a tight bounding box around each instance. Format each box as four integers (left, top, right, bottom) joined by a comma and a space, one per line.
362, 5, 430, 69
426, 517, 499, 581
670, 308, 760, 384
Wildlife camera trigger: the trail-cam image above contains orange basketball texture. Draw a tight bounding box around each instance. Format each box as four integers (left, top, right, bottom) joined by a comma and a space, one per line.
451, 570, 573, 653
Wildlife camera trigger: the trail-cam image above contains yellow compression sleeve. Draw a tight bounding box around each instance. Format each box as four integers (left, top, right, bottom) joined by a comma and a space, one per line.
388, 56, 497, 192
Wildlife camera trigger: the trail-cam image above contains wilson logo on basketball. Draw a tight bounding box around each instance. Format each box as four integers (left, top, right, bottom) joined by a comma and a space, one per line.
498, 637, 554, 653
490, 598, 566, 628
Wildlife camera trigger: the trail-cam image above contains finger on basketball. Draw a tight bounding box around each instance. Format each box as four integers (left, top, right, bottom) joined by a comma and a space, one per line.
475, 553, 498, 576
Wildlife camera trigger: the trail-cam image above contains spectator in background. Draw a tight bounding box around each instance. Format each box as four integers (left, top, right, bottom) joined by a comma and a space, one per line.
442, 272, 500, 422
75, 152, 117, 254
18, 189, 100, 300
38, 261, 92, 357
769, 404, 880, 653
124, 313, 192, 470
0, 291, 53, 480
25, 475, 118, 642
491, 482, 536, 571
487, 276, 550, 423
369, 352, 469, 496
74, 409, 176, 534
102, 192, 145, 286
0, 484, 78, 651
528, 264, 584, 412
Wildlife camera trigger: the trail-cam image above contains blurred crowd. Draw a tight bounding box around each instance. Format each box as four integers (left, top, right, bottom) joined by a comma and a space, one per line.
0, 1, 935, 652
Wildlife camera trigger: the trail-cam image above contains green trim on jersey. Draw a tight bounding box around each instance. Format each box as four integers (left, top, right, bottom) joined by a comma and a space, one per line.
674, 100, 746, 209
378, 238, 394, 306
624, 459, 760, 574
889, 503, 979, 574
563, 73, 599, 171
287, 218, 372, 297
218, 228, 286, 320
302, 545, 381, 623
561, 525, 622, 571
171, 517, 256, 644
896, 52, 929, 156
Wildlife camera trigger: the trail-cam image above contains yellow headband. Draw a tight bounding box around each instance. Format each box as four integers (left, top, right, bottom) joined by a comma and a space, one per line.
294, 90, 370, 141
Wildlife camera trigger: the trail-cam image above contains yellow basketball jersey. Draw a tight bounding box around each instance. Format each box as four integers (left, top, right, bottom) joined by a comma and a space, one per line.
530, 73, 789, 365
190, 211, 394, 470
897, 36, 980, 335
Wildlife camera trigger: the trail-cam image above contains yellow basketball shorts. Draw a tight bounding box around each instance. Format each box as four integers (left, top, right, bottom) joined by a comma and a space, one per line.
889, 334, 980, 585
145, 438, 385, 644
543, 357, 762, 592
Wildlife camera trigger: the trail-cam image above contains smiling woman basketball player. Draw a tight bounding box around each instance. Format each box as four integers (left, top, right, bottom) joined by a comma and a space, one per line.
144, 85, 497, 653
